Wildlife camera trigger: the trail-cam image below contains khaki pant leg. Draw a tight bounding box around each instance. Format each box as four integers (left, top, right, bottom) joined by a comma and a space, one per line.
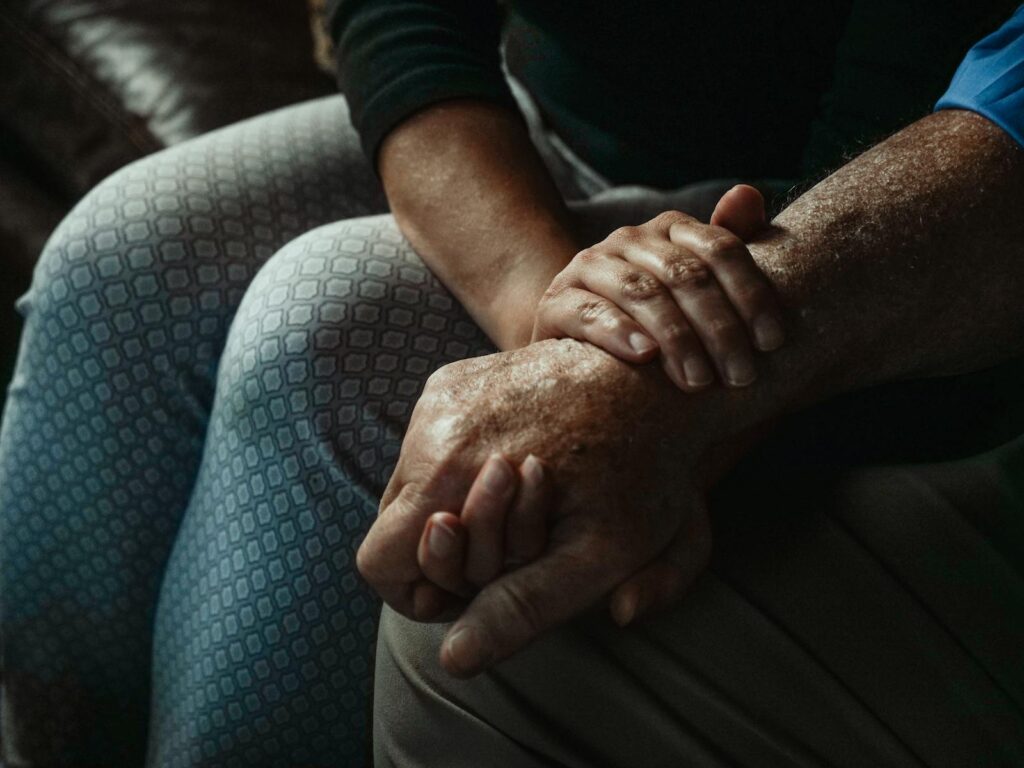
373, 441, 1024, 768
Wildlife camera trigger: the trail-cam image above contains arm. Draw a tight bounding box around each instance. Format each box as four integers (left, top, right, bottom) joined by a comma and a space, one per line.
330, 0, 580, 350
378, 100, 580, 350
359, 107, 1024, 675
597, 106, 1024, 630
714, 108, 1024, 434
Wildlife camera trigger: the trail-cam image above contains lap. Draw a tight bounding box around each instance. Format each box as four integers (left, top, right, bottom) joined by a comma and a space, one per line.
373, 436, 1024, 767
0, 94, 389, 763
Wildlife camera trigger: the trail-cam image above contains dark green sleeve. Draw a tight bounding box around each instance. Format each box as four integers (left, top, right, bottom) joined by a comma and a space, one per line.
327, 0, 517, 165
801, 0, 1020, 180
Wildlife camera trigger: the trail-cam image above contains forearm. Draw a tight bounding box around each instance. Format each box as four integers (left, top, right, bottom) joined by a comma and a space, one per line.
526, 108, 1024, 466
673, 109, 1024, 445
380, 100, 581, 350
408, 109, 1024, 473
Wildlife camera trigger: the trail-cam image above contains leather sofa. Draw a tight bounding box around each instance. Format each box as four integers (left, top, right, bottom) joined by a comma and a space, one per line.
0, 0, 337, 399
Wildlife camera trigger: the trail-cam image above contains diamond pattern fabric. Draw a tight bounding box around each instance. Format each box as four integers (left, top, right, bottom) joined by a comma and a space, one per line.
0, 95, 492, 766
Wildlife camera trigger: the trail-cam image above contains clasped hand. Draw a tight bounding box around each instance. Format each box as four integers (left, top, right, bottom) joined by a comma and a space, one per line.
357, 185, 778, 676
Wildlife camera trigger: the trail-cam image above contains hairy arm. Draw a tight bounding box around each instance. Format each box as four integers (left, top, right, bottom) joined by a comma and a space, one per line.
698, 108, 1024, 438
360, 108, 1024, 675
379, 101, 580, 350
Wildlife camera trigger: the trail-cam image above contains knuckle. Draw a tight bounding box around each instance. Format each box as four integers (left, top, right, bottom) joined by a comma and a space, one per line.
652, 209, 689, 229
703, 233, 747, 264
416, 379, 449, 412
662, 256, 713, 290
619, 270, 662, 302
610, 225, 641, 244
660, 322, 691, 344
573, 247, 599, 264
423, 364, 452, 390
355, 540, 378, 582
576, 298, 610, 326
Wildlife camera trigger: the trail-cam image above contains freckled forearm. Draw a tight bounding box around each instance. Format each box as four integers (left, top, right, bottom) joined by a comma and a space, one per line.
675, 109, 1024, 440
442, 110, 1024, 473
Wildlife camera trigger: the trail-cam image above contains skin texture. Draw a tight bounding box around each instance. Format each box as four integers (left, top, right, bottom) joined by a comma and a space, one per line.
381, 102, 786, 374
378, 100, 579, 350
360, 108, 1024, 677
413, 454, 553, 622
533, 187, 783, 391
383, 100, 788, 598
414, 190, 775, 617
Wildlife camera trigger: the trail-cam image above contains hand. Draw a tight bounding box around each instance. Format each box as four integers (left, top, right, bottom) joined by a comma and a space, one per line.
412, 453, 552, 622
533, 184, 784, 390
357, 339, 715, 677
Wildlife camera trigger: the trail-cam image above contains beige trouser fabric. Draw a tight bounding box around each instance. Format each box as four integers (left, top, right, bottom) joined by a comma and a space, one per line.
374, 430, 1024, 767
372, 73, 1024, 768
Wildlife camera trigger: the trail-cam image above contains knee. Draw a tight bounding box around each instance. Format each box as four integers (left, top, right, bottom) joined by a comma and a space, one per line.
232, 213, 427, 340
217, 214, 460, 414
25, 150, 260, 353
211, 215, 489, 489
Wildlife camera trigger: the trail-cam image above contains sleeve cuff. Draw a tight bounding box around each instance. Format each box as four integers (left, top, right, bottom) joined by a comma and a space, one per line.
934, 7, 1024, 148
355, 65, 520, 167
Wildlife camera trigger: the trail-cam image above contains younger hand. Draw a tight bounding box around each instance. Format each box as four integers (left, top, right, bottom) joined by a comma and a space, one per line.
410, 454, 552, 622
533, 184, 784, 390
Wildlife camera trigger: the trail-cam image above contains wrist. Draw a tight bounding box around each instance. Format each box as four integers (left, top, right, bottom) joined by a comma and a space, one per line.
488, 258, 567, 351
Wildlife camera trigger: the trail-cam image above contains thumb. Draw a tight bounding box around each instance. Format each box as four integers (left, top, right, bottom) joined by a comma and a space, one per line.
439, 541, 618, 677
709, 184, 767, 241
608, 504, 712, 626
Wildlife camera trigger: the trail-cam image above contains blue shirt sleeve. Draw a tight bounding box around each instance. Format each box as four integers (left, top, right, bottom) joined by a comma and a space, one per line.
935, 5, 1024, 147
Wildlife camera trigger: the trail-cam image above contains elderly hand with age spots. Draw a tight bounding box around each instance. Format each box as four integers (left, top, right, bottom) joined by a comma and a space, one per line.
383, 186, 776, 652
356, 336, 719, 676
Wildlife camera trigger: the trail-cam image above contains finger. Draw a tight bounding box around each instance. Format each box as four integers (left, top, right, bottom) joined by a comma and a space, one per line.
412, 579, 467, 623
463, 454, 518, 587
624, 237, 760, 387
709, 184, 767, 241
358, 484, 440, 618
439, 536, 625, 677
534, 285, 659, 362
571, 253, 716, 390
417, 511, 472, 598
504, 455, 551, 568
668, 221, 785, 355
608, 506, 712, 626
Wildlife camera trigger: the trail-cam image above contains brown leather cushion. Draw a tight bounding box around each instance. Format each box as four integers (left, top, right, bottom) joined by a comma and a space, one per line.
0, 0, 337, 421
0, 0, 335, 200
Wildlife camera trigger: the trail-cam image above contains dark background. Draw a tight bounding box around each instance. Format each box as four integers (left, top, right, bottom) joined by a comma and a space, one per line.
0, 0, 339, 411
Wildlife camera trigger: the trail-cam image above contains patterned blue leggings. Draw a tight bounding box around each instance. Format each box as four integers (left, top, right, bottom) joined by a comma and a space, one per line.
0, 96, 500, 766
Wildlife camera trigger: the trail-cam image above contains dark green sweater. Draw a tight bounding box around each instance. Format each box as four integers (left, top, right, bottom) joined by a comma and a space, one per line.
328, 1, 1018, 188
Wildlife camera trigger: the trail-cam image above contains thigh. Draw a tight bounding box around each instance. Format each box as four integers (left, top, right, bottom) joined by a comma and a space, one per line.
0, 95, 385, 764
148, 215, 495, 767
374, 440, 1024, 768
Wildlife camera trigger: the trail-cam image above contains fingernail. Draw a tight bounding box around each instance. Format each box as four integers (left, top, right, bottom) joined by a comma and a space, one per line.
445, 624, 492, 674
664, 357, 688, 389
522, 454, 544, 485
724, 354, 757, 387
482, 456, 512, 494
682, 356, 713, 388
628, 332, 657, 355
428, 520, 456, 559
753, 315, 784, 351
